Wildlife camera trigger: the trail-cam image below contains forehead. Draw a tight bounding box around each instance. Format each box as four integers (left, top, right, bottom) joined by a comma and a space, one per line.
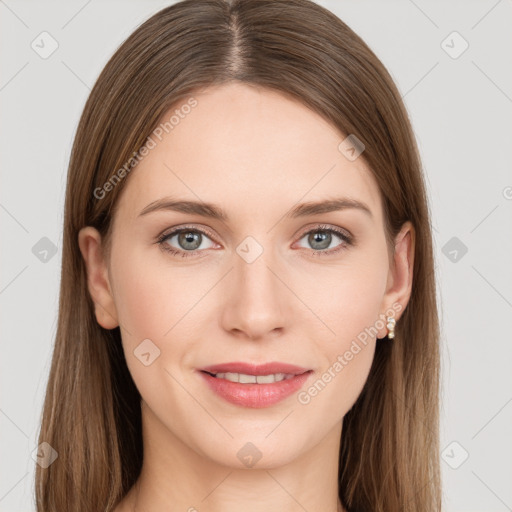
116, 82, 383, 224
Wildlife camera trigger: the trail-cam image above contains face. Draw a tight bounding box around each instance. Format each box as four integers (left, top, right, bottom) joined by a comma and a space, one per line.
79, 82, 413, 470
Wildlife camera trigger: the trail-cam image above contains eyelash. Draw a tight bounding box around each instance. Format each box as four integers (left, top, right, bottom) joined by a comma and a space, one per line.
156, 224, 353, 259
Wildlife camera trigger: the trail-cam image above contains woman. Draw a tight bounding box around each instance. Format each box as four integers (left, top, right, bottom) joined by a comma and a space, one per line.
35, 0, 442, 510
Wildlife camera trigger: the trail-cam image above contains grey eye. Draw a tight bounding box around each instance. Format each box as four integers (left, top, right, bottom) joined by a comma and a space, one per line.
162, 229, 215, 252
297, 229, 345, 251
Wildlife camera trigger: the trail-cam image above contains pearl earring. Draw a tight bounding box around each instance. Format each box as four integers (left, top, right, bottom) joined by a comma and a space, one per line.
386, 316, 396, 339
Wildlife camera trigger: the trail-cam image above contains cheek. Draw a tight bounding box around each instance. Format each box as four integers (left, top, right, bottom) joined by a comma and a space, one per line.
314, 253, 388, 344
110, 263, 164, 340
299, 271, 382, 416
109, 248, 194, 399
109, 247, 222, 388
304, 250, 387, 407
110, 246, 199, 339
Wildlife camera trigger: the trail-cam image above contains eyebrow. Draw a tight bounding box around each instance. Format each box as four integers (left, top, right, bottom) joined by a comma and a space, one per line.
138, 196, 373, 220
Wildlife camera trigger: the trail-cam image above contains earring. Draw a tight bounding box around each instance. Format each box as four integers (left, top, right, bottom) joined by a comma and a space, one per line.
386, 316, 396, 339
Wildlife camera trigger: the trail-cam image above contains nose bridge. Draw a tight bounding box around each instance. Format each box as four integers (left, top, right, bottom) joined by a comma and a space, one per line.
221, 240, 287, 339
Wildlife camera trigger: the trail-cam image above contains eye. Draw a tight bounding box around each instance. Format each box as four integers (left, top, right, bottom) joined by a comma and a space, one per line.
157, 225, 217, 258
156, 223, 353, 259
295, 224, 353, 256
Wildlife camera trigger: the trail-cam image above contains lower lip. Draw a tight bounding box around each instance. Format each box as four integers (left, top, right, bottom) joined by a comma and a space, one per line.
198, 371, 313, 408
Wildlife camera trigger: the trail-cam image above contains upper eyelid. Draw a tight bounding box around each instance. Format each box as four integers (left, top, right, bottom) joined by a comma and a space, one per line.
158, 224, 218, 243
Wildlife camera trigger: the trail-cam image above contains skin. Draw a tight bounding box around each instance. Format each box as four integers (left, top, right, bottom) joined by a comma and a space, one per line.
78, 82, 414, 512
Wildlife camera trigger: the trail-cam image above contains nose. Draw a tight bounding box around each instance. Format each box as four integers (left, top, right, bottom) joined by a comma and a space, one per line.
220, 250, 288, 341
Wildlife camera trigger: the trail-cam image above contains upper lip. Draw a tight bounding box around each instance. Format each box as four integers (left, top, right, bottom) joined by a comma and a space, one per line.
199, 362, 311, 376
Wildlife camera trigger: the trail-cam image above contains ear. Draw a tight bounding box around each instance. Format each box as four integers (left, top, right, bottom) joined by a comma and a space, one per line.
78, 226, 119, 330
377, 221, 415, 339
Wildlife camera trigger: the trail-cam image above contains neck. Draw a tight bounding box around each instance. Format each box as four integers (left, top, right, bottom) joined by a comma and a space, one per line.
121, 401, 346, 512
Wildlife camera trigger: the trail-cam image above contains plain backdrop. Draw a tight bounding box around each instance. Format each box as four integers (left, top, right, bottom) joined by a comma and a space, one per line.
1, 1, 511, 511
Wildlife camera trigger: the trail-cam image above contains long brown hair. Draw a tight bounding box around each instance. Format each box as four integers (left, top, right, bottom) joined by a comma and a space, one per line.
35, 1, 442, 510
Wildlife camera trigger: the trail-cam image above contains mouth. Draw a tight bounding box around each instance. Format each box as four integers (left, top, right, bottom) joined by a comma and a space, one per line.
196, 362, 313, 408
200, 370, 301, 383
199, 361, 311, 377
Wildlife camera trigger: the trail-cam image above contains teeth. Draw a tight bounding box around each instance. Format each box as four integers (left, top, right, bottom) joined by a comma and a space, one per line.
212, 372, 295, 383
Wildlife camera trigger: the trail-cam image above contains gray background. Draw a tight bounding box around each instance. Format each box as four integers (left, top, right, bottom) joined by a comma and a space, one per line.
1, 0, 511, 510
